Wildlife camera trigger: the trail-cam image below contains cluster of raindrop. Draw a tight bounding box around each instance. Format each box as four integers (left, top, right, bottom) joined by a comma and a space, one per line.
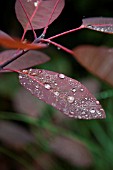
87, 25, 113, 34
27, 0, 40, 7
19, 69, 105, 119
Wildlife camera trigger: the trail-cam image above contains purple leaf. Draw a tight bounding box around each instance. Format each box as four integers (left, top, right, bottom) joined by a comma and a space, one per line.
15, 0, 65, 30
50, 136, 92, 167
73, 45, 113, 87
0, 121, 34, 148
19, 69, 106, 119
82, 17, 113, 34
0, 50, 50, 72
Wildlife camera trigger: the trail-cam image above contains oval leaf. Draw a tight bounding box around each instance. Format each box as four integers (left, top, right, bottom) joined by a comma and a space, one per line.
82, 17, 113, 34
15, 0, 65, 30
50, 136, 92, 167
0, 36, 46, 50
73, 45, 113, 87
0, 50, 50, 72
19, 69, 105, 119
0, 121, 34, 148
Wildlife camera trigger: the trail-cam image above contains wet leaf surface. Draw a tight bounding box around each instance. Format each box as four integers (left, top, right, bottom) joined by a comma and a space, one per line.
19, 69, 105, 119
73, 45, 113, 87
15, 0, 65, 30
82, 17, 113, 34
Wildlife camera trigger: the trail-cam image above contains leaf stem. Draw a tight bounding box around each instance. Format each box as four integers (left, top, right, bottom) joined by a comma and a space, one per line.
48, 25, 85, 40
42, 39, 74, 55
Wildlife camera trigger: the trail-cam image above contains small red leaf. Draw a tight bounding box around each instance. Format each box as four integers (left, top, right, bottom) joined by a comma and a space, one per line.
15, 0, 65, 30
0, 36, 46, 50
0, 50, 50, 72
73, 45, 113, 87
19, 69, 105, 119
82, 17, 113, 34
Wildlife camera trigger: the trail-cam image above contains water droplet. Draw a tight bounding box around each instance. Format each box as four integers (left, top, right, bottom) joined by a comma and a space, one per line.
67, 96, 75, 103
72, 88, 76, 92
44, 84, 51, 90
22, 70, 28, 74
90, 109, 95, 114
36, 85, 39, 88
19, 75, 23, 79
58, 74, 65, 79
38, 70, 42, 74
57, 47, 60, 50
80, 88, 84, 92
30, 72, 37, 76
78, 115, 82, 119
54, 91, 59, 96
96, 101, 100, 105
81, 111, 85, 114
87, 25, 94, 28
34, 1, 39, 7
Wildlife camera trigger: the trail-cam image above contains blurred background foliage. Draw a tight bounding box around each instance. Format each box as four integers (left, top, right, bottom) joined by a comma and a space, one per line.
0, 0, 113, 169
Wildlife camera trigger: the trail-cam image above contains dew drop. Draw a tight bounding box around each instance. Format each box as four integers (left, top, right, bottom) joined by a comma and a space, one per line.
30, 72, 37, 76
90, 109, 95, 114
57, 47, 61, 50
44, 83, 51, 90
19, 75, 23, 79
80, 88, 84, 92
67, 96, 75, 103
96, 101, 100, 105
34, 1, 39, 7
58, 74, 65, 79
72, 88, 76, 92
22, 70, 28, 74
54, 91, 59, 96
36, 85, 39, 88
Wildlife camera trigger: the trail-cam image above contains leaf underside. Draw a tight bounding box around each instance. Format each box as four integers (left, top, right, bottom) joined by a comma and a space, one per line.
82, 17, 113, 34
19, 69, 105, 120
73, 45, 113, 87
15, 0, 65, 30
0, 50, 50, 72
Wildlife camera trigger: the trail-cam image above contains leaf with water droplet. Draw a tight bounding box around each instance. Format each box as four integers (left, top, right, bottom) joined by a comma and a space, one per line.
15, 0, 65, 30
73, 45, 113, 87
19, 69, 106, 119
82, 17, 113, 34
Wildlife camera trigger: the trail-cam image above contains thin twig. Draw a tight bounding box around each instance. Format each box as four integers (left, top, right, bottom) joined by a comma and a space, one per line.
48, 25, 85, 40
42, 39, 74, 55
